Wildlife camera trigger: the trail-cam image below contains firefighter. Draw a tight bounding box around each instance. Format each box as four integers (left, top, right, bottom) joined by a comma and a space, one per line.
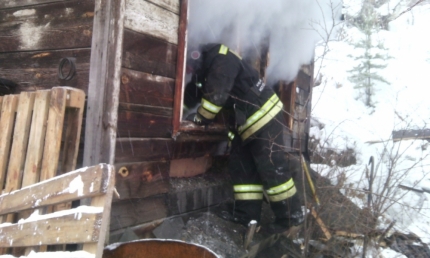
185, 43, 304, 233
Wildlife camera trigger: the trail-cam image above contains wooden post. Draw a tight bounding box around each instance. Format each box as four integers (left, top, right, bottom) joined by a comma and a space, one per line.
84, 0, 125, 166
172, 0, 188, 138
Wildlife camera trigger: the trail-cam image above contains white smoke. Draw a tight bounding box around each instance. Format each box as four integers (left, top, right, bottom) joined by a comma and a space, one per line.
188, 0, 342, 85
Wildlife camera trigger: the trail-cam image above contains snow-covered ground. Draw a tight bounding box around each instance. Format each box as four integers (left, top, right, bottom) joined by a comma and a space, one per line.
311, 1, 430, 257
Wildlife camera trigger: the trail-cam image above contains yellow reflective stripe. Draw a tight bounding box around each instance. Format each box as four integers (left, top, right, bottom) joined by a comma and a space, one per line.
228, 131, 235, 141
219, 44, 229, 55
229, 49, 242, 60
197, 106, 217, 120
233, 184, 264, 192
239, 99, 283, 141
202, 98, 222, 113
234, 192, 264, 200
267, 185, 297, 202
238, 94, 280, 134
266, 178, 295, 195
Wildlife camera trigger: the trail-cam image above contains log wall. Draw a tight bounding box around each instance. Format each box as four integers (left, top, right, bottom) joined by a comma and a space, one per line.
111, 0, 229, 234
0, 0, 94, 93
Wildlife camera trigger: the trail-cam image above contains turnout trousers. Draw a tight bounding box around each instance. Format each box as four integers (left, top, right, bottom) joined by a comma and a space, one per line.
228, 112, 301, 223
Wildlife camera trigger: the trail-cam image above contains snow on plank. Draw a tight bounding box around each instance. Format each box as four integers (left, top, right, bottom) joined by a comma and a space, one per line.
0, 206, 103, 247
0, 164, 111, 216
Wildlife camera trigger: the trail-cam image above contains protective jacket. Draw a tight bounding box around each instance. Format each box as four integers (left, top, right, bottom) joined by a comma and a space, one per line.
191, 44, 283, 142
187, 44, 302, 225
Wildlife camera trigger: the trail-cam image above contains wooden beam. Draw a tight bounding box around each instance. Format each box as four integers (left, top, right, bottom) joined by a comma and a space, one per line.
0, 95, 19, 190
0, 1, 94, 52
22, 91, 50, 187
172, 0, 188, 137
392, 129, 430, 141
310, 206, 332, 240
124, 0, 179, 44
0, 164, 110, 216
0, 210, 104, 247
0, 49, 91, 94
40, 88, 67, 180
84, 0, 125, 166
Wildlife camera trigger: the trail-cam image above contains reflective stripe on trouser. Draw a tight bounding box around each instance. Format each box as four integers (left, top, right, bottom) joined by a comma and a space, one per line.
228, 112, 297, 221
233, 184, 264, 200
266, 178, 297, 202
238, 93, 283, 141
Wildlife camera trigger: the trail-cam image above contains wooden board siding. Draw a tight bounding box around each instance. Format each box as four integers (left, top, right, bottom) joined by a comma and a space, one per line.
0, 0, 95, 52
114, 161, 170, 201
122, 30, 177, 79
115, 138, 225, 164
117, 110, 172, 138
0, 49, 91, 93
83, 0, 125, 166
120, 68, 175, 108
124, 0, 179, 44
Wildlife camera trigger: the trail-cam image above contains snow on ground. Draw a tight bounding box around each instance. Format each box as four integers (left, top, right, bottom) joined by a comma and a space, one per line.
311, 2, 430, 257
0, 250, 94, 258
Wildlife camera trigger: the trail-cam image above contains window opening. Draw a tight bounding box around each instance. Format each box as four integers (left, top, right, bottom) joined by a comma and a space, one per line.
172, 0, 297, 138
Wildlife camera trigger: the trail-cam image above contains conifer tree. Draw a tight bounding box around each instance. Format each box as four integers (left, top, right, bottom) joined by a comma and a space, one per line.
348, 0, 390, 108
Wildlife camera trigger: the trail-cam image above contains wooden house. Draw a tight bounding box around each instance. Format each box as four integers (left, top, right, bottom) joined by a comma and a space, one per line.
0, 0, 314, 244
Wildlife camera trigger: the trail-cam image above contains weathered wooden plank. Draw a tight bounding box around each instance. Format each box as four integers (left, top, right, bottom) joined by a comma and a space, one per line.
114, 161, 170, 200
60, 89, 85, 173
120, 68, 174, 107
172, 0, 187, 136
124, 0, 179, 44
5, 92, 35, 194
146, 0, 180, 14
82, 164, 115, 257
294, 104, 308, 122
0, 95, 19, 191
0, 164, 110, 215
22, 90, 50, 187
122, 30, 177, 79
119, 103, 173, 117
115, 138, 225, 163
40, 88, 67, 180
84, 0, 125, 167
295, 87, 310, 106
0, 49, 91, 94
0, 1, 66, 9
0, 0, 95, 52
0, 209, 103, 247
392, 129, 430, 141
117, 110, 172, 138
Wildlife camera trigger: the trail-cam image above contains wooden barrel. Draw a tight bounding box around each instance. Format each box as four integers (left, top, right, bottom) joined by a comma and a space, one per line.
103, 239, 219, 258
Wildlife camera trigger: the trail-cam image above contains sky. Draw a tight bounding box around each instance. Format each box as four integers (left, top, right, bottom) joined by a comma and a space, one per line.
310, 1, 430, 256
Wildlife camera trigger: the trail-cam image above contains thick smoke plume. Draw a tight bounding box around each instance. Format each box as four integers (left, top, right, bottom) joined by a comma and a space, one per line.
188, 0, 342, 85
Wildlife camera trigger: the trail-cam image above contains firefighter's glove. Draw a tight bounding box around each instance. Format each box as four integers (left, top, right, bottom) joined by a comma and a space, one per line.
186, 112, 213, 126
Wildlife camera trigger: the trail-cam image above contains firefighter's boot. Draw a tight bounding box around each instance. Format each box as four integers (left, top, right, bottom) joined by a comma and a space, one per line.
265, 194, 304, 234
218, 200, 262, 227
